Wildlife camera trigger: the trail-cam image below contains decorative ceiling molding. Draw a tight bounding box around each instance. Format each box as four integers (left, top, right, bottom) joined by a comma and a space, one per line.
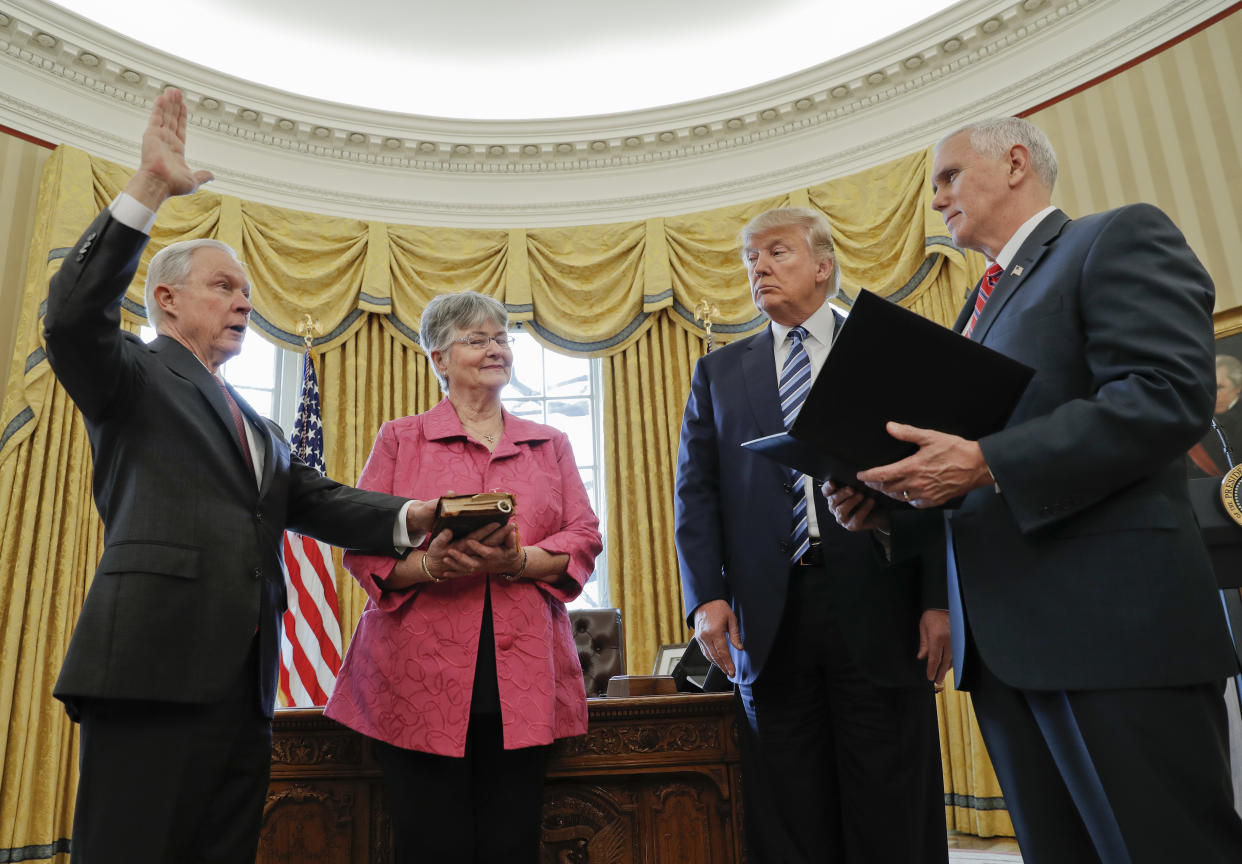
0, 0, 1232, 225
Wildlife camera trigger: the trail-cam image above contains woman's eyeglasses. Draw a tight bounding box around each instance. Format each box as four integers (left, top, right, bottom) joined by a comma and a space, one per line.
453, 334, 516, 349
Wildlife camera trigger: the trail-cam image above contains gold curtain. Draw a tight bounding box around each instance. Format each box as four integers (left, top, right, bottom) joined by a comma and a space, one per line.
602, 316, 704, 676
316, 316, 442, 644
0, 141, 1005, 858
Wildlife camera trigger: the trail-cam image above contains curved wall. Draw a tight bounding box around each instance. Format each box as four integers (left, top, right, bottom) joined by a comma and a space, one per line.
0, 0, 1232, 226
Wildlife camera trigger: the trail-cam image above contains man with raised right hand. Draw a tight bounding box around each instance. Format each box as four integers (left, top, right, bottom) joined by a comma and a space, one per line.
44, 87, 436, 864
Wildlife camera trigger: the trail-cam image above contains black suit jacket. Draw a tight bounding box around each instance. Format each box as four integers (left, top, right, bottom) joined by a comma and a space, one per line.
675, 318, 946, 688
939, 205, 1238, 691
44, 210, 407, 718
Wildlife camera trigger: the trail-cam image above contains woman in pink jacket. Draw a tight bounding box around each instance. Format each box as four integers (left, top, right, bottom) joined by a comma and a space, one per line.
325, 291, 602, 864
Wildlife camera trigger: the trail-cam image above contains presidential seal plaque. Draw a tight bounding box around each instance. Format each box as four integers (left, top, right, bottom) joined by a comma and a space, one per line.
1219, 463, 1242, 527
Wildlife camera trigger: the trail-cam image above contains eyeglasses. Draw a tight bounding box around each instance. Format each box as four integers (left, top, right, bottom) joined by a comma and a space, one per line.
452, 334, 516, 349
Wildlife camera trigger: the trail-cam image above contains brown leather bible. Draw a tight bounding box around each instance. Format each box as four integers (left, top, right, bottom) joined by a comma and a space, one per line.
430, 492, 516, 539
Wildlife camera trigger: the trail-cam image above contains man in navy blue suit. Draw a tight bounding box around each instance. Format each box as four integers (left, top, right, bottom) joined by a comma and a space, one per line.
829, 117, 1242, 862
674, 207, 950, 863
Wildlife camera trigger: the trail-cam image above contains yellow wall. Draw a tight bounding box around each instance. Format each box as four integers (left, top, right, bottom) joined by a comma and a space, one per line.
1030, 9, 1242, 311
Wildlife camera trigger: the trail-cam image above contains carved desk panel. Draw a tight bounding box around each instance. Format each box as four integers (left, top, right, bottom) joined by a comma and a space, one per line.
260, 693, 743, 864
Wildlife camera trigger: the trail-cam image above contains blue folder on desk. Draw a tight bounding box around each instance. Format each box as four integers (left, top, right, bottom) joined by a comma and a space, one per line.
741, 288, 1034, 510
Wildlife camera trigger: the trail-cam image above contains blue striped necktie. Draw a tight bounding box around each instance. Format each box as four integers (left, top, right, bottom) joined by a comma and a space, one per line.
780, 326, 812, 562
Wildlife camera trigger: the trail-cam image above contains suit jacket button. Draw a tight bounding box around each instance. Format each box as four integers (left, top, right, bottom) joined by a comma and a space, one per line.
778, 541, 790, 553
255, 511, 264, 522
782, 482, 793, 493
253, 568, 262, 580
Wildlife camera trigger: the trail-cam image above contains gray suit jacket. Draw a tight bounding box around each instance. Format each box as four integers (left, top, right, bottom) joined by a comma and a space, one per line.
44, 210, 407, 717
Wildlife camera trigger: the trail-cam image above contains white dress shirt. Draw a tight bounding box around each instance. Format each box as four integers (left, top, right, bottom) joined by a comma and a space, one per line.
770, 298, 845, 539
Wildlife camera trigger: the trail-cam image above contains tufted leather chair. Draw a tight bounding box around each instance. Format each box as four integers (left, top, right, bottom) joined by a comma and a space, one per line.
570, 607, 625, 696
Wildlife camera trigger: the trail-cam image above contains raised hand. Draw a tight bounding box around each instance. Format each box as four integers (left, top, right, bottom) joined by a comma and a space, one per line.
124, 87, 214, 210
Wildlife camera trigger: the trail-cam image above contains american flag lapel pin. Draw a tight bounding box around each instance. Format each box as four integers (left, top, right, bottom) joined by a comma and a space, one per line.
1012, 265, 1024, 276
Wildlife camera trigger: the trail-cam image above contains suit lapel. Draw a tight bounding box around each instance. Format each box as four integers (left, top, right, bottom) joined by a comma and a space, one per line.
970, 210, 1070, 343
742, 327, 783, 434
154, 337, 259, 478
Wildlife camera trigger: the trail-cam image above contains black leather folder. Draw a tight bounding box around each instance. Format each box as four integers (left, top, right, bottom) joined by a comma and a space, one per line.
742, 288, 1035, 509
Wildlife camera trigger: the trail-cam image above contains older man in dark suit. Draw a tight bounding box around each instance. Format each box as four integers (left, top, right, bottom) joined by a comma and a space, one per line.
829, 117, 1242, 863
43, 88, 437, 864
674, 206, 949, 863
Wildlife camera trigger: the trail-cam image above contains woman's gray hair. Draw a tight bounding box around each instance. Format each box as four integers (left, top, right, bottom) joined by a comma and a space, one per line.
948, 117, 1059, 191
419, 291, 510, 390
740, 207, 841, 296
144, 238, 240, 327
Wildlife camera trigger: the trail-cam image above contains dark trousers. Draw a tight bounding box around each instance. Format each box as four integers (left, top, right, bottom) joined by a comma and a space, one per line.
970, 653, 1242, 864
374, 712, 552, 864
737, 563, 947, 864
71, 642, 272, 864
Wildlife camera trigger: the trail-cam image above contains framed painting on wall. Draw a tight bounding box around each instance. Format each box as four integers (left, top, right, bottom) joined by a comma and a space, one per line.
1189, 309, 1242, 479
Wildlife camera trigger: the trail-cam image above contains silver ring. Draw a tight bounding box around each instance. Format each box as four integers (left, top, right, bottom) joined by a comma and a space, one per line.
902, 489, 911, 501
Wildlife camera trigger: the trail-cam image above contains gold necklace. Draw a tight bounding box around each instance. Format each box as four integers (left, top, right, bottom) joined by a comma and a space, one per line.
461, 418, 501, 444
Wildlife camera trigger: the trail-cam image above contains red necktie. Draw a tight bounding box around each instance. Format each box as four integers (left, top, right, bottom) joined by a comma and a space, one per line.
963, 263, 1003, 338
216, 376, 255, 474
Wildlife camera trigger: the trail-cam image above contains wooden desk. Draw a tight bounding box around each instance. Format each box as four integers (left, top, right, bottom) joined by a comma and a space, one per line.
259, 692, 744, 864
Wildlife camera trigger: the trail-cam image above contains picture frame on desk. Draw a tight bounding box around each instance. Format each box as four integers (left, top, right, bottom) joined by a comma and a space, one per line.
652, 642, 690, 676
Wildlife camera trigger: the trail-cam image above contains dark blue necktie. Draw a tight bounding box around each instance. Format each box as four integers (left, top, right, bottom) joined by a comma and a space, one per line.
779, 326, 811, 562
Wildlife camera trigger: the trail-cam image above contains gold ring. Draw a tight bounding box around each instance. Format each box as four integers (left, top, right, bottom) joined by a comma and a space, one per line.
902, 489, 911, 501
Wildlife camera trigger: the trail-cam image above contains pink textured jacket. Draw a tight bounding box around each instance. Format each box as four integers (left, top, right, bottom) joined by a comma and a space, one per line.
324, 399, 602, 757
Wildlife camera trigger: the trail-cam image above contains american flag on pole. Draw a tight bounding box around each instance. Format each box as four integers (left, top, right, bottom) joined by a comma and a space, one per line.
278, 349, 344, 707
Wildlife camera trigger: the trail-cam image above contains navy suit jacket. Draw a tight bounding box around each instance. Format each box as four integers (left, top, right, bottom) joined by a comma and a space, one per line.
939, 205, 1239, 691
675, 315, 945, 688
44, 210, 408, 718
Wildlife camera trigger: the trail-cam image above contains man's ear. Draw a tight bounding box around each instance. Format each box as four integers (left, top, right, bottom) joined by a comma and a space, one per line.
152, 282, 177, 318
817, 256, 835, 286
1007, 144, 1032, 186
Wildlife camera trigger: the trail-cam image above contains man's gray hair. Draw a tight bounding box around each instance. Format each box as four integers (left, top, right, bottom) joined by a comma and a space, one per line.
419, 290, 510, 391
1218, 354, 1242, 389
740, 207, 842, 295
945, 117, 1059, 191
144, 238, 240, 327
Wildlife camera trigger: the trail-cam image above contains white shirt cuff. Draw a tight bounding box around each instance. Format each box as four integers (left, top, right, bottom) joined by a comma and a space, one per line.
109, 192, 158, 235
394, 500, 426, 550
